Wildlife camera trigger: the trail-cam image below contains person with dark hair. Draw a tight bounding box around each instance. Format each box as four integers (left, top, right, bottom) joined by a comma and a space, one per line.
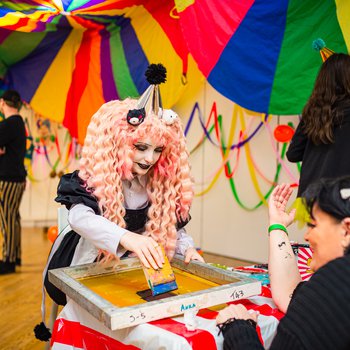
0, 90, 27, 274
286, 53, 350, 197
216, 178, 350, 350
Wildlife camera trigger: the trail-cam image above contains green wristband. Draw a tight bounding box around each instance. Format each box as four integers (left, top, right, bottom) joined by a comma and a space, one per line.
268, 224, 288, 235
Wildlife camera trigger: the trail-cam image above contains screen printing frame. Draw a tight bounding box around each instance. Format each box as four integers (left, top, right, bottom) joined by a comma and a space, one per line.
49, 255, 261, 330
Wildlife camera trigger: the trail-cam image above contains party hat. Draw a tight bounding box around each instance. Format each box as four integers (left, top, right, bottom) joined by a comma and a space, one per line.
312, 38, 335, 62
127, 64, 167, 125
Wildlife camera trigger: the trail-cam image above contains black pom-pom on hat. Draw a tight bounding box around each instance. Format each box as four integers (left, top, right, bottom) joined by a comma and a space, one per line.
34, 322, 52, 342
145, 64, 167, 85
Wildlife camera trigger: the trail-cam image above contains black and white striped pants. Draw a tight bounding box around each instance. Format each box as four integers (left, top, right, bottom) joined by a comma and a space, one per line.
0, 181, 26, 263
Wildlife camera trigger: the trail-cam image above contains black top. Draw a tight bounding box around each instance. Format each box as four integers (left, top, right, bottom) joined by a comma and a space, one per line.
222, 251, 350, 350
55, 171, 190, 232
55, 171, 149, 232
0, 115, 27, 182
286, 106, 350, 196
49, 171, 191, 305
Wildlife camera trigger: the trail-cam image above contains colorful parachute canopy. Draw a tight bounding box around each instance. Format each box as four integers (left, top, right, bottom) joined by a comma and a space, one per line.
1, 1, 349, 143
176, 0, 350, 115
0, 0, 203, 144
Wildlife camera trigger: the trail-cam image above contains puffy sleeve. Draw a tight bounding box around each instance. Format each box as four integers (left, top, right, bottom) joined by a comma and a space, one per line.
55, 171, 100, 214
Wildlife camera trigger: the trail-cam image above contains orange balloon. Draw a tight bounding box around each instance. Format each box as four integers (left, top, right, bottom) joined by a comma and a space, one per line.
274, 124, 295, 143
48, 225, 58, 243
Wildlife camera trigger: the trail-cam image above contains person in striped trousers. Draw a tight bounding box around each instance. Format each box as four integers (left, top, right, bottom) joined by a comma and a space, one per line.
0, 90, 27, 274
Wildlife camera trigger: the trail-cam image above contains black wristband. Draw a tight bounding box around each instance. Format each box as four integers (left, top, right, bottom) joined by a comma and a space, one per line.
217, 318, 257, 336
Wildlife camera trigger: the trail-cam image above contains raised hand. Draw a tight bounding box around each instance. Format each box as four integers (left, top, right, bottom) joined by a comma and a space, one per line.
268, 183, 296, 227
119, 231, 165, 269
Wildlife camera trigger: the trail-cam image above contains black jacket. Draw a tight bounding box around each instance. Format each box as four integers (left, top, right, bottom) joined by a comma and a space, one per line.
0, 115, 27, 182
286, 106, 350, 197
222, 251, 350, 350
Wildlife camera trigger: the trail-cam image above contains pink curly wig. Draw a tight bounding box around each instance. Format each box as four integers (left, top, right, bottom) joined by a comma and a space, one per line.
79, 98, 194, 259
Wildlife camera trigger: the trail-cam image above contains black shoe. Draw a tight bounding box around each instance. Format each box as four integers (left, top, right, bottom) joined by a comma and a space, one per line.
0, 261, 16, 274
16, 258, 21, 266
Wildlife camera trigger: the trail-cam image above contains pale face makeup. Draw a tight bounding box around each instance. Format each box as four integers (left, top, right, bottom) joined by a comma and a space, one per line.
132, 138, 164, 176
304, 204, 346, 272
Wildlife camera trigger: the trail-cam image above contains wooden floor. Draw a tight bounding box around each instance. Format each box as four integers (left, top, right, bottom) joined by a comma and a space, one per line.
0, 227, 53, 350
0, 227, 251, 350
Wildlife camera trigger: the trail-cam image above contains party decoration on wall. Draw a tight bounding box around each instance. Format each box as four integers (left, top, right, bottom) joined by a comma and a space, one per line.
273, 124, 295, 143
0, 1, 203, 144
265, 122, 299, 186
21, 104, 80, 181
36, 119, 53, 145
185, 101, 300, 210
176, 0, 349, 115
47, 225, 58, 243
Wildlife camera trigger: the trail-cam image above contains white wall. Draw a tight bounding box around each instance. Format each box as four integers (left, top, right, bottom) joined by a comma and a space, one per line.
19, 84, 306, 263
174, 82, 305, 263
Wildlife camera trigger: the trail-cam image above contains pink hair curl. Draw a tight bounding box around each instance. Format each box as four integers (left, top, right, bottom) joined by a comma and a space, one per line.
79, 98, 194, 258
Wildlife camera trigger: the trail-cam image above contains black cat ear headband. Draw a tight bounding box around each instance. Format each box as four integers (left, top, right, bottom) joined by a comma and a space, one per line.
126, 63, 178, 126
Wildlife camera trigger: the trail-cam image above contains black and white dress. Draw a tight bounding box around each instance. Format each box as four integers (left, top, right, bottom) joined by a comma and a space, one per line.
45, 171, 196, 344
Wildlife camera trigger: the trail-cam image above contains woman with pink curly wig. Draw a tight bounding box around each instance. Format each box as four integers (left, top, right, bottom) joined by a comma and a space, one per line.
43, 64, 200, 300
34, 65, 204, 345
34, 65, 204, 344
65, 97, 202, 266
